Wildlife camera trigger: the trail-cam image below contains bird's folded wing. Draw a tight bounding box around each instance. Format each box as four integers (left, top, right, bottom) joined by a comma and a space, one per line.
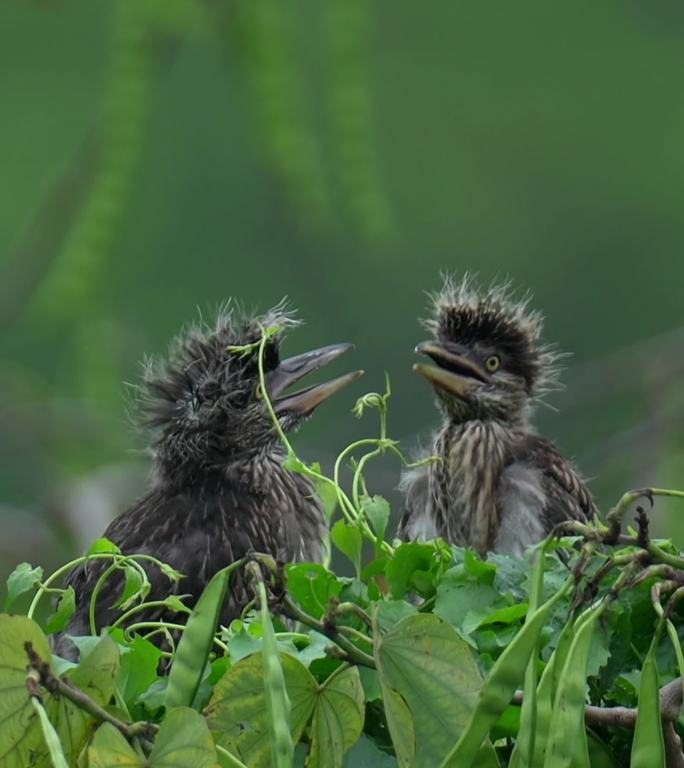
517, 434, 596, 527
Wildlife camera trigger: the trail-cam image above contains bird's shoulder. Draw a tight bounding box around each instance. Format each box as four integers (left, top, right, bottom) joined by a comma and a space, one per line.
510, 433, 596, 523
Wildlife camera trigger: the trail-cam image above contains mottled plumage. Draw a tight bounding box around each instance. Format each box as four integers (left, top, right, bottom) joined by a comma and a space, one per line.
55, 303, 362, 656
399, 276, 595, 556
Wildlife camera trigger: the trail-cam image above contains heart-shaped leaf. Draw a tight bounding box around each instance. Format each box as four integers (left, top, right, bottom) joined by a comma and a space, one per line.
308, 666, 365, 768
0, 614, 52, 768
205, 652, 316, 767
374, 612, 487, 768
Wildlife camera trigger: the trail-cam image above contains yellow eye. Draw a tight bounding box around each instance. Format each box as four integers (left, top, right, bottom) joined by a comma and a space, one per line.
485, 355, 500, 373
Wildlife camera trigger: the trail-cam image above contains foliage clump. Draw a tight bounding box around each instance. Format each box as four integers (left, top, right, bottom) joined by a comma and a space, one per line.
2, 340, 684, 767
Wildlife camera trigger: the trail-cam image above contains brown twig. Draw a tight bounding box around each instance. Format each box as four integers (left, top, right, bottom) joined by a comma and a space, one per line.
24, 642, 156, 743
280, 595, 376, 668
511, 677, 683, 727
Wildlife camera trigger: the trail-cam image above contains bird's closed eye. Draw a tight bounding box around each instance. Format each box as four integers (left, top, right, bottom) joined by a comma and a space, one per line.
485, 355, 500, 373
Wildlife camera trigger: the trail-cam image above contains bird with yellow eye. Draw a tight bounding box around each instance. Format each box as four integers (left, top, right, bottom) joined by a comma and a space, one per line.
399, 275, 596, 556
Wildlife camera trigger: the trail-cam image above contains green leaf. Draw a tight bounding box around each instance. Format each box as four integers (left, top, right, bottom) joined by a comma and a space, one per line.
380, 686, 415, 768
374, 612, 485, 768
359, 667, 382, 702
113, 564, 147, 610
331, 520, 363, 577
88, 723, 143, 767
49, 635, 121, 764
87, 538, 121, 555
283, 451, 309, 474
375, 601, 418, 633
476, 602, 528, 628
5, 562, 43, 611
308, 666, 365, 768
361, 495, 390, 543
0, 614, 53, 768
0, 623, 119, 768
114, 634, 162, 714
385, 542, 443, 599
89, 708, 220, 768
463, 550, 497, 584
286, 564, 342, 619
43, 586, 76, 635
149, 707, 219, 767
435, 573, 499, 636
205, 652, 317, 768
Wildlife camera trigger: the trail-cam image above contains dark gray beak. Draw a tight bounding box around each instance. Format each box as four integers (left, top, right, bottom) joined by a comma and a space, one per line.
266, 343, 364, 414
414, 340, 490, 399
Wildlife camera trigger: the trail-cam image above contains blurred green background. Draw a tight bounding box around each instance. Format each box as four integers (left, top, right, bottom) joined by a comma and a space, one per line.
2, 0, 684, 584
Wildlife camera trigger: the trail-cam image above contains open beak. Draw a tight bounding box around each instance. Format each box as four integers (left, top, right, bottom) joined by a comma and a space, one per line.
413, 341, 489, 399
266, 343, 364, 415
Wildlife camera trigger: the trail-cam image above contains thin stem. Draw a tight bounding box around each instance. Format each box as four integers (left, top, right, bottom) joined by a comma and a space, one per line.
110, 598, 192, 629
282, 595, 376, 668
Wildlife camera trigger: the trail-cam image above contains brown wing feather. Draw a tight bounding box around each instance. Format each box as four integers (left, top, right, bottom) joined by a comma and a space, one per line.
517, 434, 596, 529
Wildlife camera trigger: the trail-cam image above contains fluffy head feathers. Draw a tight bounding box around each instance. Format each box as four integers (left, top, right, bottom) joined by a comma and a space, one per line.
424, 274, 563, 397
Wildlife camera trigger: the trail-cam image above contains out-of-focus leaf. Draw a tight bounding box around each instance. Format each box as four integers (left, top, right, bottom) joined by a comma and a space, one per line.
4, 562, 43, 611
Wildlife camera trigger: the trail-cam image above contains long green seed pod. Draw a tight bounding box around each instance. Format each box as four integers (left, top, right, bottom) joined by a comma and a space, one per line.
630, 621, 666, 768
257, 577, 294, 768
509, 546, 546, 767
543, 602, 606, 768
440, 575, 572, 767
165, 560, 243, 709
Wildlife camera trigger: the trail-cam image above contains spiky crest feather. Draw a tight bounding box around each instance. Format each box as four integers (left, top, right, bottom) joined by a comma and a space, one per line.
423, 273, 565, 397
129, 299, 299, 438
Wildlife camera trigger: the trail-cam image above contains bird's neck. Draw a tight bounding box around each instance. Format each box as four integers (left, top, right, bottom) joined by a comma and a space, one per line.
430, 420, 520, 553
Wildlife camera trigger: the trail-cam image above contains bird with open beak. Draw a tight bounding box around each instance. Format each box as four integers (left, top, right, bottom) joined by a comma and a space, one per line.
54, 302, 363, 657
398, 275, 596, 556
